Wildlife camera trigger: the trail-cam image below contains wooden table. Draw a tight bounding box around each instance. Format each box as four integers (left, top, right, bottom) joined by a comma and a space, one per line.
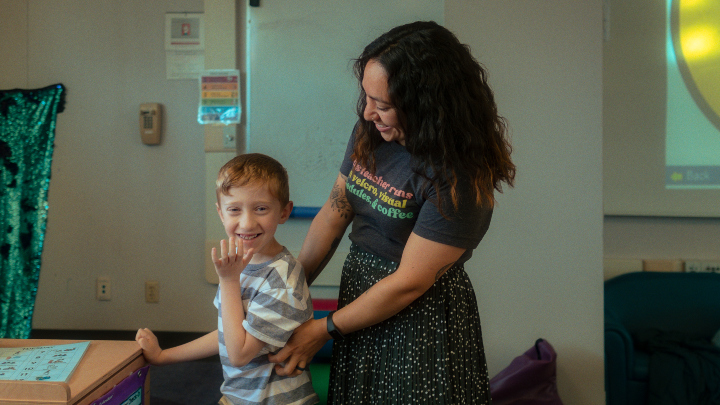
0, 339, 148, 405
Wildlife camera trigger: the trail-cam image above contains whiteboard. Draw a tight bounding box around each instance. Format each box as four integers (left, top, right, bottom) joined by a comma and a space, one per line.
245, 1, 443, 207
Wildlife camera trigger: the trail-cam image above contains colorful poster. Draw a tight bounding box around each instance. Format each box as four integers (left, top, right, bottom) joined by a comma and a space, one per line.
198, 70, 241, 124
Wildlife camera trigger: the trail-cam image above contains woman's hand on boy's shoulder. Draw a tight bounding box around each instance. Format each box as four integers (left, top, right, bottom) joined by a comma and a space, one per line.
212, 237, 254, 281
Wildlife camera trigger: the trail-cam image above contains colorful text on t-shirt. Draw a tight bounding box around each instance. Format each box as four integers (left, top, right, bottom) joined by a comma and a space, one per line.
347, 161, 416, 220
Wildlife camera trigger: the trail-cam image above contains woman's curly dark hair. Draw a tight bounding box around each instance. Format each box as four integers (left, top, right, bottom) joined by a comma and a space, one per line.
352, 21, 515, 210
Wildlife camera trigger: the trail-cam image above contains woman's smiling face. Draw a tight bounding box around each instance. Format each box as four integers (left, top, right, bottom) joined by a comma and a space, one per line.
362, 59, 406, 146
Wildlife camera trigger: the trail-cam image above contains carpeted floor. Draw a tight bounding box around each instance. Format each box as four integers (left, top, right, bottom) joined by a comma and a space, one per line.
30, 329, 225, 405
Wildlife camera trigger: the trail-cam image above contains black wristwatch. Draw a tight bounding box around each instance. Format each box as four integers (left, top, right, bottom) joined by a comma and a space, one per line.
326, 310, 345, 340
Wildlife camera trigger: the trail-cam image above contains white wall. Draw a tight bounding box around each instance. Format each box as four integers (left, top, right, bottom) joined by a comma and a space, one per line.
446, 1, 604, 404
0, 0, 217, 332
605, 216, 720, 262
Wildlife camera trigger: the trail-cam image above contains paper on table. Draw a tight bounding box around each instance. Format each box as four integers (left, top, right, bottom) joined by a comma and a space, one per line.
0, 341, 90, 382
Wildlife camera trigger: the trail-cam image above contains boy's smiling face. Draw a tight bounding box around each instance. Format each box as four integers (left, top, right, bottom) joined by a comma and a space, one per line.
216, 181, 293, 264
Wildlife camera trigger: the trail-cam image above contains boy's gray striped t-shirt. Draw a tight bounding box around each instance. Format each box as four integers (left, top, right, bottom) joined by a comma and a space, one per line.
214, 248, 318, 404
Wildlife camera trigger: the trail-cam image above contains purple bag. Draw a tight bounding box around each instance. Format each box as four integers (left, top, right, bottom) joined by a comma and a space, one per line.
489, 339, 564, 405
90, 366, 149, 405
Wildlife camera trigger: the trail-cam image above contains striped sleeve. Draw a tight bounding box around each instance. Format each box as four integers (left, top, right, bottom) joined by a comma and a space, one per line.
242, 256, 313, 348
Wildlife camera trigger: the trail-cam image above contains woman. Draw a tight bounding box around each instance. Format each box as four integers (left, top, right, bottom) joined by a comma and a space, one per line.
270, 21, 516, 404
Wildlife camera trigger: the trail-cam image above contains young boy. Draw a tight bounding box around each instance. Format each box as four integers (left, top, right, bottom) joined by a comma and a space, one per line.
136, 153, 318, 405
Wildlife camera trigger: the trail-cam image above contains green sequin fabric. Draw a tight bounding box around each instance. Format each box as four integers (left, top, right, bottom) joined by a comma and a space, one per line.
0, 84, 65, 339
329, 244, 492, 404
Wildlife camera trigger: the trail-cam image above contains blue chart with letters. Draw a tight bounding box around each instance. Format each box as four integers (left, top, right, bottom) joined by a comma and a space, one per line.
0, 341, 90, 382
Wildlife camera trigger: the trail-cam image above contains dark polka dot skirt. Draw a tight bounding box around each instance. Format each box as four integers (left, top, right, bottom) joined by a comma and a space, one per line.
328, 244, 492, 405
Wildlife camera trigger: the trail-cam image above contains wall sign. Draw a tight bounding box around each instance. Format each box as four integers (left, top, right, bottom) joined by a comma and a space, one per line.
198, 70, 241, 124
165, 12, 205, 80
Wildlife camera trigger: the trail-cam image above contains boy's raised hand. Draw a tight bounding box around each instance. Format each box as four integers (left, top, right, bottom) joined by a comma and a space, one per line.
212, 237, 254, 281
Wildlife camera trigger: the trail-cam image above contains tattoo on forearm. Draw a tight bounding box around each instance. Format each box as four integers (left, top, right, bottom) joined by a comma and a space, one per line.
309, 237, 341, 285
435, 262, 454, 281
330, 184, 352, 219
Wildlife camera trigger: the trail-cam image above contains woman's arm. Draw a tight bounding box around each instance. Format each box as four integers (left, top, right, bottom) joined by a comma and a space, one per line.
298, 172, 354, 285
271, 231, 465, 375
330, 232, 465, 331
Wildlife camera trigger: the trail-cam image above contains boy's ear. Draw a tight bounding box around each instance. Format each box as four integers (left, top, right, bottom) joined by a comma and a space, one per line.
279, 201, 293, 224
216, 202, 223, 221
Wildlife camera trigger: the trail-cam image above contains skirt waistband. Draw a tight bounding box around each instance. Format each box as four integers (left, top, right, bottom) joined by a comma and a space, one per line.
348, 243, 399, 270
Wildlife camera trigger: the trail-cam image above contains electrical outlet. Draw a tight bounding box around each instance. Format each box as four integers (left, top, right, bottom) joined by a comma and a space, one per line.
97, 278, 111, 301
145, 281, 160, 303
684, 260, 720, 273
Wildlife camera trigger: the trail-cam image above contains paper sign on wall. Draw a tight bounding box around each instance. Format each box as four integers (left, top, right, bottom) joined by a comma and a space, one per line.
165, 12, 205, 80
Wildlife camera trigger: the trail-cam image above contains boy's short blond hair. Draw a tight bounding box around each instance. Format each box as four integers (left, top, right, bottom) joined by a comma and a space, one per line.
216, 153, 290, 206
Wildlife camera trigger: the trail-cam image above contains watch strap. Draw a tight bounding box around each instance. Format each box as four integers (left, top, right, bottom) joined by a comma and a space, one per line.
326, 310, 345, 340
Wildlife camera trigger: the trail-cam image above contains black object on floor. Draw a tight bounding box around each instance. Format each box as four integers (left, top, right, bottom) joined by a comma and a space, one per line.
149, 356, 224, 405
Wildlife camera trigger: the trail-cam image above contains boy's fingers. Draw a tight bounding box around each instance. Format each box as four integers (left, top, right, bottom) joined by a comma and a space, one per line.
136, 328, 149, 340
211, 247, 218, 263
219, 239, 228, 260
244, 248, 255, 263
235, 238, 243, 259
228, 237, 237, 259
